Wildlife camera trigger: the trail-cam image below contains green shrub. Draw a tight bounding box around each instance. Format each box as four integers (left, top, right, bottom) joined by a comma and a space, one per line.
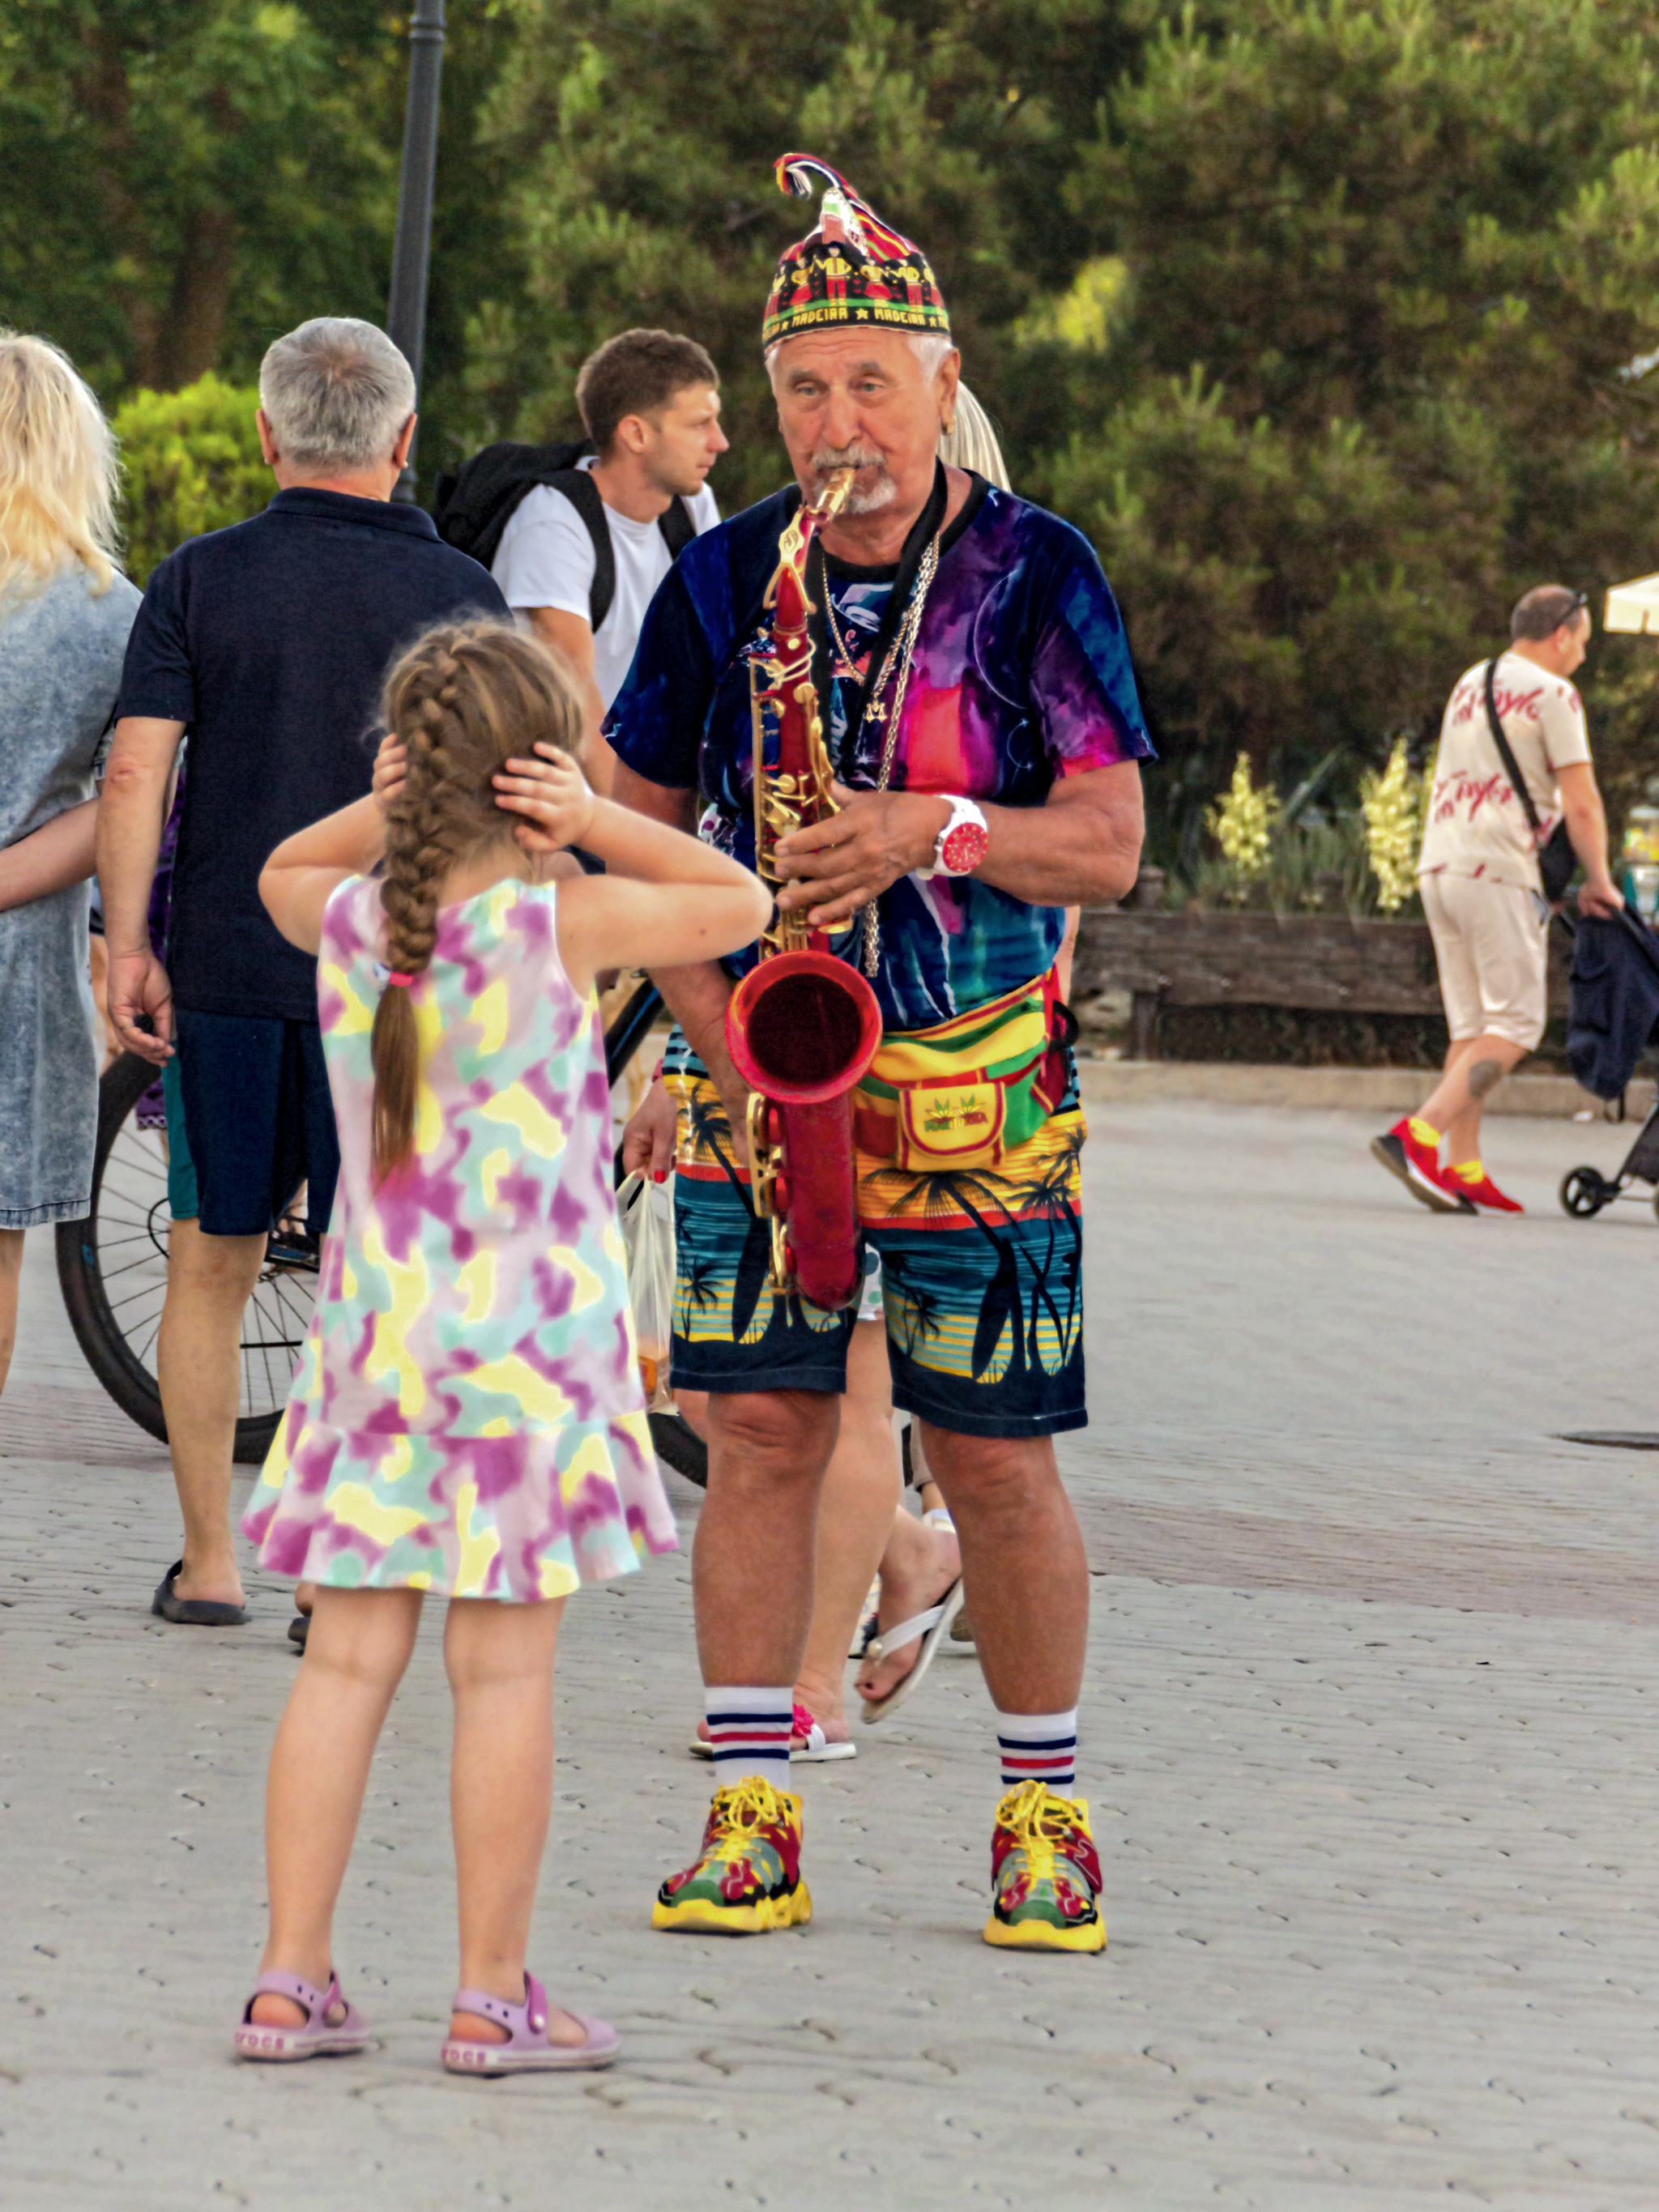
113, 376, 267, 585
1172, 814, 1383, 920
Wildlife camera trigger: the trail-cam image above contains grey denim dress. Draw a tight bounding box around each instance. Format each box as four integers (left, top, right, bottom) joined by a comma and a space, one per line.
1, 562, 142, 1226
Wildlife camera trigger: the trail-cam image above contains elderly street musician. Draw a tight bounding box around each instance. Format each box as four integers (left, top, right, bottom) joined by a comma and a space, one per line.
608, 156, 1154, 1951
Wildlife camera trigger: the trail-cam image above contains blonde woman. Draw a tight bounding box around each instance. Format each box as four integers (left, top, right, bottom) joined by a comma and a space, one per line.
0, 334, 139, 1395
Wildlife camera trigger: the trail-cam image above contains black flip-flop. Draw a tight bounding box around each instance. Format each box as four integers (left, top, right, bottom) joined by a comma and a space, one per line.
287, 1613, 309, 1653
150, 1561, 248, 1627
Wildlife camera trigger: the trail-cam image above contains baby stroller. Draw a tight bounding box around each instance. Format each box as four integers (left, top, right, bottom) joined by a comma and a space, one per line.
1558, 901, 1659, 1220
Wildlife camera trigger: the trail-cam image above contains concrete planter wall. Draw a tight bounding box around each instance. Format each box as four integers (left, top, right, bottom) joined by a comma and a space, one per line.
1070, 906, 1570, 1059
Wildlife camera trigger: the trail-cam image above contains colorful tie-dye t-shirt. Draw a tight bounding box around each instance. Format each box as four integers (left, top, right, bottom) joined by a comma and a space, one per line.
607, 475, 1154, 1032
242, 873, 677, 1601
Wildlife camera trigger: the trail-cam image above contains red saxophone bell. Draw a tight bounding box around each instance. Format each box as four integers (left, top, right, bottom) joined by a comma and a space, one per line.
727, 950, 881, 1311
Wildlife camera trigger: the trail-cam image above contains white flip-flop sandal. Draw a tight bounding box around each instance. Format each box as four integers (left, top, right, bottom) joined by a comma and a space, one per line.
858, 1575, 966, 1725
791, 1701, 857, 1762
849, 1575, 882, 1660
685, 1704, 857, 1762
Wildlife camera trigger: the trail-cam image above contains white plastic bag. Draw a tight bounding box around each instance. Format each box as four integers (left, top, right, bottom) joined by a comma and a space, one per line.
617, 1171, 676, 1409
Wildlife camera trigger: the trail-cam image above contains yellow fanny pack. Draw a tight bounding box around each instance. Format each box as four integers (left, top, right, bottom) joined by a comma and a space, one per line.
853, 968, 1072, 1173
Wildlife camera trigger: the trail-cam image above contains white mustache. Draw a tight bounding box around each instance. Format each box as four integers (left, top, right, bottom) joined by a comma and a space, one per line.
811, 443, 886, 477
811, 445, 894, 513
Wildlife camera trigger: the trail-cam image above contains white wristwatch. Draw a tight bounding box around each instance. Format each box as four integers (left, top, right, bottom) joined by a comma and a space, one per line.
917, 795, 990, 880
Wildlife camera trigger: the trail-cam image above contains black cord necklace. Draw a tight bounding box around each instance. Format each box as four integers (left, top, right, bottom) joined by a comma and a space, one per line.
806, 461, 949, 773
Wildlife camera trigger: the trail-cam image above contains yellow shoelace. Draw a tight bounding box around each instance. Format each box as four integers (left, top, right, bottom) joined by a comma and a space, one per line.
996, 1779, 1088, 1879
703, 1776, 795, 1863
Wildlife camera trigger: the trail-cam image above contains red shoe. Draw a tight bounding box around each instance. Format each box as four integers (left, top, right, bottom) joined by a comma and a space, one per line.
1369, 1120, 1473, 1214
1449, 1166, 1524, 1214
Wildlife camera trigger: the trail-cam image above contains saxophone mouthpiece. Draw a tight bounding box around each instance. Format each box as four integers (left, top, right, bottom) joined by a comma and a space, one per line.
818, 466, 855, 519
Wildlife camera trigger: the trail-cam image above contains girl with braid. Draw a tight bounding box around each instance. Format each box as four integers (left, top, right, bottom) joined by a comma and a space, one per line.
232, 620, 770, 2073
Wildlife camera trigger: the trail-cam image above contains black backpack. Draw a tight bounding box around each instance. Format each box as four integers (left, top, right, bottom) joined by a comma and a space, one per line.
431, 440, 697, 632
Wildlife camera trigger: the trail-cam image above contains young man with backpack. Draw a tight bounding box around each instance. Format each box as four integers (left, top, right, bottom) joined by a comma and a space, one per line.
435, 330, 726, 782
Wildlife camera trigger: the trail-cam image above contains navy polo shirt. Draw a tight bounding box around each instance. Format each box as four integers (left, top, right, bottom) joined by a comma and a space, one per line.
117, 487, 508, 1021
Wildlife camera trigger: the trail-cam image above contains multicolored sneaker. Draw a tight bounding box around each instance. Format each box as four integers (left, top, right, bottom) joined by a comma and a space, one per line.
1449, 1163, 1524, 1213
652, 1778, 812, 1936
1370, 1119, 1473, 1214
983, 1779, 1106, 1953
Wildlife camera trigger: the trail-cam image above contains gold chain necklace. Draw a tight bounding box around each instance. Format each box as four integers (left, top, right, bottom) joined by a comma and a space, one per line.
823, 584, 865, 677
855, 535, 940, 978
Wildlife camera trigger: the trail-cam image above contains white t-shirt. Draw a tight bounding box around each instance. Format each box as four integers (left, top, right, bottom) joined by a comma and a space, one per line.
490, 458, 719, 707
1418, 650, 1593, 893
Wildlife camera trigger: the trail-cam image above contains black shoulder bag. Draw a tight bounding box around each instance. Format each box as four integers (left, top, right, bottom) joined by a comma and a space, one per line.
1482, 657, 1577, 903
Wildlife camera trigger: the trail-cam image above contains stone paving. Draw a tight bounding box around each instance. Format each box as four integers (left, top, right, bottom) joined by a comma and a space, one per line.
6, 1100, 1659, 2210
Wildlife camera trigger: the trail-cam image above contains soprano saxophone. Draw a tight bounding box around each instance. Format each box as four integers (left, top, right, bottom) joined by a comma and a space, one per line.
724, 467, 883, 1311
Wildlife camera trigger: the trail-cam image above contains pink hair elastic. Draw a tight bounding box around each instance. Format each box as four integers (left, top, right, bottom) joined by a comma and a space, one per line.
386, 971, 416, 987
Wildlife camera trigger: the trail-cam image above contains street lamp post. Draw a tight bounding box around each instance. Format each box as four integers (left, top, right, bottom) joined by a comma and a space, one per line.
386, 0, 447, 503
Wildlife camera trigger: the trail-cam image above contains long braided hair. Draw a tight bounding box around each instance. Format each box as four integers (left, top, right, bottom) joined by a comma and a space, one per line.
371, 619, 583, 1179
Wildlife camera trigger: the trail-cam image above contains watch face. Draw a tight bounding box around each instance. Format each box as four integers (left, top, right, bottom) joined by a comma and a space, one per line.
940, 819, 989, 876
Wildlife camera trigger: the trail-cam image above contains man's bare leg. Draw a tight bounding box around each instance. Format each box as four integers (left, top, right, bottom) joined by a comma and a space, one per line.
917, 1424, 1087, 1715
1418, 1032, 1527, 1166
157, 1219, 266, 1606
654, 1387, 839, 1933
694, 1388, 839, 1689
0, 1228, 23, 1398
792, 1323, 901, 1734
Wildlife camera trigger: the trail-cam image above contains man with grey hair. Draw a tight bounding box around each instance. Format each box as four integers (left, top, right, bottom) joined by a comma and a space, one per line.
610, 157, 1152, 1954
99, 318, 506, 1629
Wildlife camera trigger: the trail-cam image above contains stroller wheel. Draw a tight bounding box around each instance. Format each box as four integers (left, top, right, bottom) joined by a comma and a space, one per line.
1560, 1166, 1614, 1217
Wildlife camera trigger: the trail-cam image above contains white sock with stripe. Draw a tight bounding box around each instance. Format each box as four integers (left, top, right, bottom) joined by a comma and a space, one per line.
996, 1707, 1078, 1795
705, 1686, 793, 1793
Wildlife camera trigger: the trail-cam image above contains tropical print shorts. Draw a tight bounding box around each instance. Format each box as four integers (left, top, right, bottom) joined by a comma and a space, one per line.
666, 1066, 1085, 1440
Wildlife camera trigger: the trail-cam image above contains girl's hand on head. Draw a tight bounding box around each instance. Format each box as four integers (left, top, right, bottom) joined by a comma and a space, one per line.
493, 743, 596, 855
371, 734, 407, 816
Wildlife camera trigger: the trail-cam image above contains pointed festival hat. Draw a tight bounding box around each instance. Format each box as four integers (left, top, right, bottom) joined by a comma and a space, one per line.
762, 153, 951, 351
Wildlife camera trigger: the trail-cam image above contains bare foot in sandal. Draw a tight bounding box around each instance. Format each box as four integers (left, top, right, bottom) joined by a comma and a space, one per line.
855, 1507, 962, 1707
447, 2001, 588, 2048
236, 1970, 369, 2061
249, 1983, 345, 2030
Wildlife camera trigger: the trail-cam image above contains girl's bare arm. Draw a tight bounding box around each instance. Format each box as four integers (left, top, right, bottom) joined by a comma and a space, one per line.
491, 745, 771, 995
258, 795, 387, 956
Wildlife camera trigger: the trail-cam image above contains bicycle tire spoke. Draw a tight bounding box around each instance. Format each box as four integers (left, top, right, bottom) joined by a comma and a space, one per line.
265, 1278, 316, 1344
96, 1253, 168, 1283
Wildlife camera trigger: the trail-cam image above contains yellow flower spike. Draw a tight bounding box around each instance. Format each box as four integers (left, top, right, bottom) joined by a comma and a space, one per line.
1361, 739, 1423, 914
1205, 752, 1281, 885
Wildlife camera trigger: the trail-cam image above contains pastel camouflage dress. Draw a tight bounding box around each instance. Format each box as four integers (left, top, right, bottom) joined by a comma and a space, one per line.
243, 874, 676, 1600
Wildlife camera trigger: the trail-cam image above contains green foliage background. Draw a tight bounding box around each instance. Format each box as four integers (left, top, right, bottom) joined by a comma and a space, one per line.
10, 0, 1659, 859
113, 377, 266, 584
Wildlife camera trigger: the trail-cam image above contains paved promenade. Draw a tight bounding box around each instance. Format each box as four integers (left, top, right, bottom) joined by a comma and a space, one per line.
6, 1100, 1659, 2210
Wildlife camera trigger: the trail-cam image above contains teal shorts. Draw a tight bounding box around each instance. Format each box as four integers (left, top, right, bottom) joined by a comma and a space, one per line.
161, 1055, 198, 1221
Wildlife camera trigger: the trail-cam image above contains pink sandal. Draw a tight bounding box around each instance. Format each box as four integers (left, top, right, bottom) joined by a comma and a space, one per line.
441, 1970, 619, 2075
686, 1702, 855, 1762
233, 1970, 369, 2062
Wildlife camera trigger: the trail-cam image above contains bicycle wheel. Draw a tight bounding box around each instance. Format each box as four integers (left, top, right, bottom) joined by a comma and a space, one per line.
648, 1408, 708, 1489
55, 1052, 319, 1464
